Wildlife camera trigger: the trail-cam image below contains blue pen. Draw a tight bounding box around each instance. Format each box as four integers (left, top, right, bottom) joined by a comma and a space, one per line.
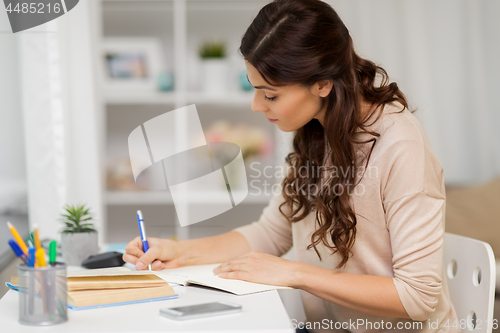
27, 246, 36, 267
26, 246, 36, 314
8, 239, 27, 264
136, 210, 152, 270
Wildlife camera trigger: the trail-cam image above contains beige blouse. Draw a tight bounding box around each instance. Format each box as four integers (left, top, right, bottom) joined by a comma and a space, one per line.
233, 102, 459, 332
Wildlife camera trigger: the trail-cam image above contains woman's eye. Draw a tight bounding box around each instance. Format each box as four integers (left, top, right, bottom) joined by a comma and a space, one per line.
264, 95, 276, 101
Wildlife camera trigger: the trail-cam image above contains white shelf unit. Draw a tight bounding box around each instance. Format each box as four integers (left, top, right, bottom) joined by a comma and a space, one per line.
94, 0, 292, 242
103, 90, 257, 105
105, 190, 272, 205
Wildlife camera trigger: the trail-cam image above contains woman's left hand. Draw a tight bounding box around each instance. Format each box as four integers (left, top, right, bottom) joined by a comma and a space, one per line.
213, 250, 300, 287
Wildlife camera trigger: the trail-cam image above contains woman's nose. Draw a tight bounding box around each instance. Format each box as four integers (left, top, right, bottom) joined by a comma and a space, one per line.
251, 91, 268, 113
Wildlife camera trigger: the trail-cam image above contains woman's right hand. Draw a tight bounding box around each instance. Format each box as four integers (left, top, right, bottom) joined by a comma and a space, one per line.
122, 236, 184, 271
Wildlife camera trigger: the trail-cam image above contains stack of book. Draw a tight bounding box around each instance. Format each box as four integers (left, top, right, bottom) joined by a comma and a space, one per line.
10, 267, 177, 310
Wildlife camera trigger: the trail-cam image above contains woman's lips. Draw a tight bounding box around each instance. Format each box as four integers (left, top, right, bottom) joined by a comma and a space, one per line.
267, 118, 278, 123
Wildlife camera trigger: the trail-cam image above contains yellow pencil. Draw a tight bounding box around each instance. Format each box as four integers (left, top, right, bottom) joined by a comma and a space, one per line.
7, 221, 28, 255
33, 225, 42, 250
35, 248, 47, 267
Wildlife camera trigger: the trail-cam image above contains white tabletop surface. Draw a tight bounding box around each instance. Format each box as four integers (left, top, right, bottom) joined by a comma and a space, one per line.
0, 283, 294, 333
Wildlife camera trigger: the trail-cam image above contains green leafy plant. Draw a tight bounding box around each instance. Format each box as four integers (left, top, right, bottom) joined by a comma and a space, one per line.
60, 204, 97, 234
198, 40, 226, 58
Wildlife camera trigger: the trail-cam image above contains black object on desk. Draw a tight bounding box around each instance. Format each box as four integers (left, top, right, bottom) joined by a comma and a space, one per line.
81, 252, 125, 269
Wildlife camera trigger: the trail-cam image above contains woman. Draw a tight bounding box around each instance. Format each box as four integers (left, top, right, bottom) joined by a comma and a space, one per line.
123, 0, 459, 331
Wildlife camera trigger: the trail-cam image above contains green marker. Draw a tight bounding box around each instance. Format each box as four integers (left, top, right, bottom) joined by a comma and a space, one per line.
49, 240, 57, 264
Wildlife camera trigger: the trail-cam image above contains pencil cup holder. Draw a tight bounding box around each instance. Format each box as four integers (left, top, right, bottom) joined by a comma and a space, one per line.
17, 262, 68, 326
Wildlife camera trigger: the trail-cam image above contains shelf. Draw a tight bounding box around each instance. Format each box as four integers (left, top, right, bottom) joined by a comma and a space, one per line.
103, 90, 254, 105
186, 1, 267, 12
103, 1, 174, 12
187, 91, 254, 105
106, 191, 174, 205
104, 90, 176, 105
105, 190, 272, 205
103, 0, 266, 12
97, 0, 287, 240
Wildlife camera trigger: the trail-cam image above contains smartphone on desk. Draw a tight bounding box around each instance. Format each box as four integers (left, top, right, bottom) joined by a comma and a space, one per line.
160, 301, 242, 320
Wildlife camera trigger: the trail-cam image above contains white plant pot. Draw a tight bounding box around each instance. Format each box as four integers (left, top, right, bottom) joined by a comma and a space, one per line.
200, 58, 229, 95
61, 232, 99, 266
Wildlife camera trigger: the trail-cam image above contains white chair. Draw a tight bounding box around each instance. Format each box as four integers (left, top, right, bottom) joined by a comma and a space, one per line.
444, 233, 496, 332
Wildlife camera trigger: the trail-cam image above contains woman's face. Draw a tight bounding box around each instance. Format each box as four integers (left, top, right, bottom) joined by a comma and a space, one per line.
244, 60, 332, 132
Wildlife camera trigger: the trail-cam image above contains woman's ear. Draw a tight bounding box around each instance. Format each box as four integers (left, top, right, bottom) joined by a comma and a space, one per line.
313, 79, 333, 98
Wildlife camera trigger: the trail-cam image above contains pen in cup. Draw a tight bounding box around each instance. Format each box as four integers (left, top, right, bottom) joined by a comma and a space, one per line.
33, 225, 47, 267
33, 240, 50, 313
26, 238, 34, 248
27, 247, 36, 268
36, 249, 47, 267
33, 225, 50, 313
8, 239, 27, 264
136, 210, 152, 270
27, 246, 36, 314
33, 225, 42, 250
46, 240, 58, 314
7, 221, 28, 255
39, 240, 58, 315
49, 240, 57, 265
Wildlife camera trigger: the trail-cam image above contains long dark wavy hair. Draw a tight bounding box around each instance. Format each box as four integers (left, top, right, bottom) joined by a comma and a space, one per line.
239, 0, 409, 268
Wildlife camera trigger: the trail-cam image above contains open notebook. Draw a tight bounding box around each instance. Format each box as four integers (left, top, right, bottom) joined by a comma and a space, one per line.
151, 263, 293, 295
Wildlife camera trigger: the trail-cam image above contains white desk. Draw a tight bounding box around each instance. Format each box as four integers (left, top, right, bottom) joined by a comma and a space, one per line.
0, 283, 294, 332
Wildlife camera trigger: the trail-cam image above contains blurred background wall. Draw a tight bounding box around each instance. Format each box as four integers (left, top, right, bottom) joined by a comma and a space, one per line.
0, 7, 26, 216
331, 0, 500, 186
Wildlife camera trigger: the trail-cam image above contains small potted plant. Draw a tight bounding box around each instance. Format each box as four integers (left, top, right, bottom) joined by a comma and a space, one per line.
60, 203, 99, 266
198, 39, 228, 94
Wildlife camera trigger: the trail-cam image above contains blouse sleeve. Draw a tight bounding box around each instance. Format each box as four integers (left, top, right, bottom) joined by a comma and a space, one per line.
380, 135, 446, 321
232, 190, 293, 258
